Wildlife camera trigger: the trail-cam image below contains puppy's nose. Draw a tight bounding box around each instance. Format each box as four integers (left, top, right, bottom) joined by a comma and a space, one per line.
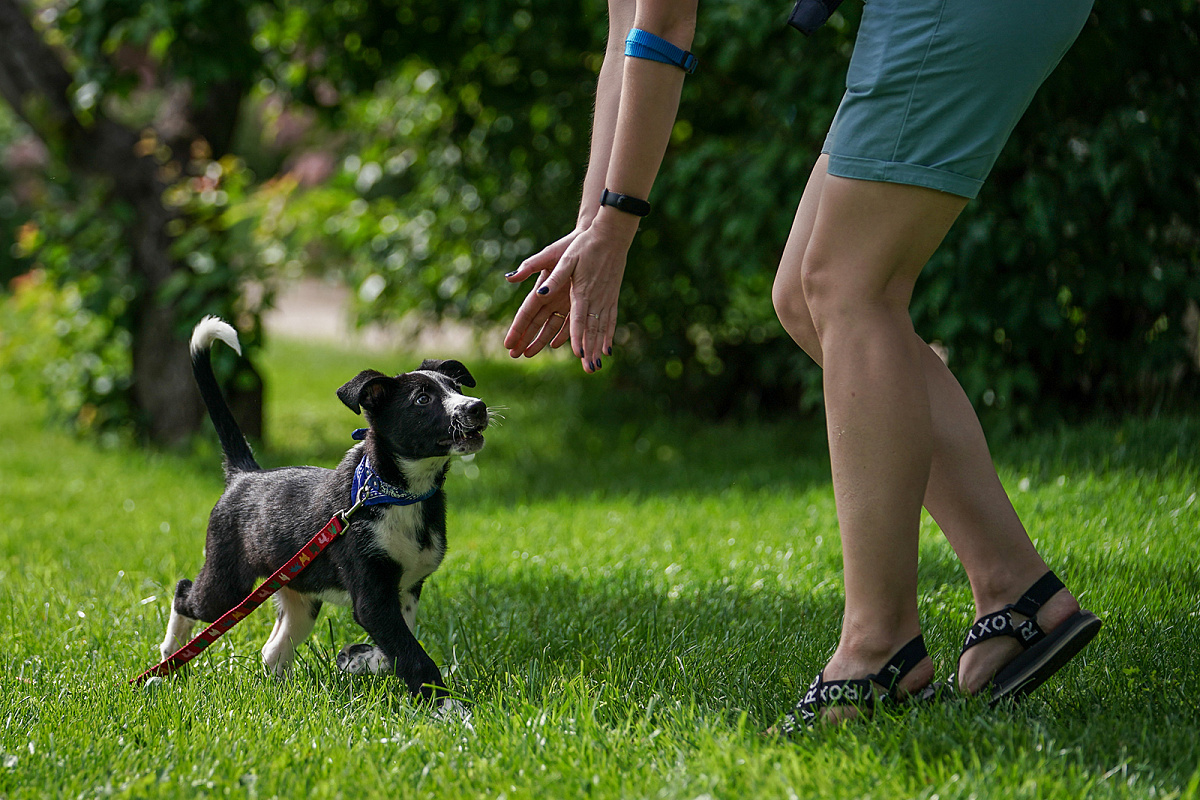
465, 399, 488, 427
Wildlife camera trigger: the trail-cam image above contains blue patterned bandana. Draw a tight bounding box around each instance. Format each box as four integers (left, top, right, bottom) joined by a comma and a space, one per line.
349, 429, 438, 508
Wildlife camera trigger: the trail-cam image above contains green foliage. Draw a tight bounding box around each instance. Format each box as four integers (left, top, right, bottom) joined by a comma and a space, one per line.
0, 0, 273, 437
621, 1, 857, 416
52, 0, 259, 102
4, 0, 1195, 434
264, 0, 1198, 426
622, 0, 1199, 423
0, 111, 34, 286
914, 2, 1200, 430
243, 60, 543, 323
0, 139, 273, 433
0, 180, 136, 437
159, 150, 277, 330
248, 0, 608, 325
0, 268, 134, 438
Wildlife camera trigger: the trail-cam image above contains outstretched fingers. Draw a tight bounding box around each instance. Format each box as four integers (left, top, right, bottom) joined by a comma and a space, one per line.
570, 297, 616, 373
504, 231, 582, 355
505, 230, 579, 286
507, 224, 628, 371
521, 306, 571, 358
504, 257, 577, 355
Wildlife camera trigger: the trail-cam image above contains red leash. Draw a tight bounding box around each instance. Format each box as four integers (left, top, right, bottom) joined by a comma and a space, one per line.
130, 505, 359, 685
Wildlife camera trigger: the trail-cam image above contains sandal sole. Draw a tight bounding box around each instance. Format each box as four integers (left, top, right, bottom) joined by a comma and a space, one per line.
988, 609, 1102, 705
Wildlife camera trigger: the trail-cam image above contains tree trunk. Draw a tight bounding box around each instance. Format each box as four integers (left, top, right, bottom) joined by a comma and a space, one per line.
0, 0, 261, 444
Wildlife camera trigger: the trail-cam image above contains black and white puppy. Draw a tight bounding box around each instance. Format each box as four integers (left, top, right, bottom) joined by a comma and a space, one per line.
159, 316, 487, 699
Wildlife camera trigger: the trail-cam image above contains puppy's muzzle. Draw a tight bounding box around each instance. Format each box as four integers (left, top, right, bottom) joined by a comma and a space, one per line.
441, 399, 489, 454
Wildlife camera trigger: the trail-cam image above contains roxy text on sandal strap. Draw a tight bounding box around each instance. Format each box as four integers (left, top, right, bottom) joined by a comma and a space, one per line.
781, 634, 937, 731
958, 570, 1102, 704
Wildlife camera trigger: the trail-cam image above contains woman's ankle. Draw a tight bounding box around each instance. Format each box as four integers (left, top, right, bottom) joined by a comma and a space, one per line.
968, 562, 1054, 616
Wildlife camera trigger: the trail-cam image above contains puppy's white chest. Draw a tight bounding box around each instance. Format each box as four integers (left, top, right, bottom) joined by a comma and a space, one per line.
372, 504, 444, 591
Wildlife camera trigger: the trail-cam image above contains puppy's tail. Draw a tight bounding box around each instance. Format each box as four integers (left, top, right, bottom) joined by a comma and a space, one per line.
190, 316, 260, 475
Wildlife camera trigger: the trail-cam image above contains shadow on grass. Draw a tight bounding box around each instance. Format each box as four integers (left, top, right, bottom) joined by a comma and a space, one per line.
383, 544, 1195, 775
989, 414, 1200, 480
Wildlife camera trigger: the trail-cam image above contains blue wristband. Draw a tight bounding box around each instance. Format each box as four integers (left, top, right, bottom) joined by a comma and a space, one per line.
624, 28, 698, 74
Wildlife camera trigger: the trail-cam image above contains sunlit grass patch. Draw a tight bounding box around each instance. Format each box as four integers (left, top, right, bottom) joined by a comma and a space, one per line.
1, 339, 1197, 799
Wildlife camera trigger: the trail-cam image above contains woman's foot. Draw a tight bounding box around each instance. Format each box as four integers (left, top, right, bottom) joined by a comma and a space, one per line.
957, 571, 1101, 701
784, 634, 937, 728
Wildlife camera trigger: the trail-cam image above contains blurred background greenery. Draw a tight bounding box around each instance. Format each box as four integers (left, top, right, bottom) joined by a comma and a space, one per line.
0, 0, 1196, 443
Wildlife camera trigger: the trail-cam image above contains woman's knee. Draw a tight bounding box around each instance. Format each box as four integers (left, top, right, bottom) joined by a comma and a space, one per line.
771, 271, 822, 359
800, 250, 913, 335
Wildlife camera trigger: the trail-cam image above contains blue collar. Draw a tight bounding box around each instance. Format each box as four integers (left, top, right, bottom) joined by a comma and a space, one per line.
349, 430, 438, 508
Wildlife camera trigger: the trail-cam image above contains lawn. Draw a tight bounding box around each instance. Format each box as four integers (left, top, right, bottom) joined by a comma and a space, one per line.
1, 339, 1198, 799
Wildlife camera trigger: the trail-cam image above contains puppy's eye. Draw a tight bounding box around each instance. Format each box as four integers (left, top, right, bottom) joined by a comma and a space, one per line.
415, 393, 432, 406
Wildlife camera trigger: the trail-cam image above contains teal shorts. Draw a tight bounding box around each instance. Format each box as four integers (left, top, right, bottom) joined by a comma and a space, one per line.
823, 0, 1094, 198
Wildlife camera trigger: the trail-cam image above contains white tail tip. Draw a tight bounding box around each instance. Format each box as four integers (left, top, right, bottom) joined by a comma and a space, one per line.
190, 316, 242, 357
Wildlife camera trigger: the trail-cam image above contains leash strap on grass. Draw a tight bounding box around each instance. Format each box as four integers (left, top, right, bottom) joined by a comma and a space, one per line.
129, 512, 350, 686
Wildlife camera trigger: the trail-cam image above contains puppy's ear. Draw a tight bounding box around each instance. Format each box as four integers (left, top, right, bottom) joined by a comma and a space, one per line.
337, 370, 395, 415
419, 359, 476, 389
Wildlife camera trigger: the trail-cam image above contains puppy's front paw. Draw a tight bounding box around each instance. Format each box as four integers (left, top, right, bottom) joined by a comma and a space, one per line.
336, 643, 392, 675
407, 658, 446, 702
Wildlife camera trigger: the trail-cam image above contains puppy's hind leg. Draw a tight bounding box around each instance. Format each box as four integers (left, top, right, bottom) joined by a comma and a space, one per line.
261, 588, 322, 677
160, 580, 199, 661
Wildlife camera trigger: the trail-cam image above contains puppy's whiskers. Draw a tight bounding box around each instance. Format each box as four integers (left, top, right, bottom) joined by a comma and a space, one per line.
486, 406, 507, 427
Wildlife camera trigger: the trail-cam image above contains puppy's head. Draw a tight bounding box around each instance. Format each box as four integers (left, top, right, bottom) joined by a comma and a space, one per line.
337, 360, 487, 458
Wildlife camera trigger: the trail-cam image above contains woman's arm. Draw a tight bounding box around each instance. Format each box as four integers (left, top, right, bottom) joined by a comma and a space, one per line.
552, 0, 698, 370
578, 0, 637, 231
505, 0, 699, 371
502, 0, 637, 359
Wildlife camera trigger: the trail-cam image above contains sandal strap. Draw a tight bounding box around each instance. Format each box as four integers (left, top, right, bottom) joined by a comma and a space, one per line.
961, 608, 1038, 653
961, 571, 1065, 656
794, 671, 877, 725
788, 634, 928, 729
1011, 570, 1064, 618
866, 634, 929, 694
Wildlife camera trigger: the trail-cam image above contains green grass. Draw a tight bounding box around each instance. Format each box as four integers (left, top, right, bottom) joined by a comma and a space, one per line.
2, 339, 1199, 799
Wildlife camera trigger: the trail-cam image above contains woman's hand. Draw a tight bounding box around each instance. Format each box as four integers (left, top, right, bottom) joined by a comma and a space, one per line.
504, 210, 636, 373
504, 230, 579, 359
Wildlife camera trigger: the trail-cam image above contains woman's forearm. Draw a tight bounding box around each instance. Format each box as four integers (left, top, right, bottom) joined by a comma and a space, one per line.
577, 0, 637, 231
593, 0, 697, 239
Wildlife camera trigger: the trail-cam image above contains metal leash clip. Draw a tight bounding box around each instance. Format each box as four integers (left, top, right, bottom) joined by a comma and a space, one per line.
336, 484, 370, 527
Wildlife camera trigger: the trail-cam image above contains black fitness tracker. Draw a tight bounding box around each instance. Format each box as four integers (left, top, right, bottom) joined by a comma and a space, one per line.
787, 0, 845, 35
600, 188, 651, 218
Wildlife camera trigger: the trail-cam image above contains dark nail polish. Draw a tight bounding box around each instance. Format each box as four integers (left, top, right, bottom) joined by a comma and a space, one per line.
606, 346, 612, 356
537, 286, 549, 295
505, 271, 517, 278
587, 361, 595, 371
596, 358, 602, 369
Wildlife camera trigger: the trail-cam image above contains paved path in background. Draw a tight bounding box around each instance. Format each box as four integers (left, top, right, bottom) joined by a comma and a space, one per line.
262, 277, 500, 357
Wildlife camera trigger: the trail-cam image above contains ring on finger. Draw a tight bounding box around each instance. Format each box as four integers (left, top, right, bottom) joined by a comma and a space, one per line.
551, 312, 566, 318
587, 313, 600, 319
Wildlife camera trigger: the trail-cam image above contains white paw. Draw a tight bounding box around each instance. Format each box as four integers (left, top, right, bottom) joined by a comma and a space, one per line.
336, 643, 392, 675
435, 698, 474, 730
261, 645, 294, 678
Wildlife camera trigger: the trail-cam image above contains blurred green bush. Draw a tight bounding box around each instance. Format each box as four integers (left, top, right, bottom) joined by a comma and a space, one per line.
3, 0, 1196, 435
266, 0, 1199, 429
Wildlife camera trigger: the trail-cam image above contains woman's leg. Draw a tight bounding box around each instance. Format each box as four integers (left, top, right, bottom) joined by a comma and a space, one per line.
773, 157, 1081, 698
797, 172, 963, 711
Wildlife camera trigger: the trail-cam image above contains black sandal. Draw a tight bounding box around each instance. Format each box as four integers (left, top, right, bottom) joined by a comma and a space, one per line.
958, 570, 1102, 704
780, 634, 936, 731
